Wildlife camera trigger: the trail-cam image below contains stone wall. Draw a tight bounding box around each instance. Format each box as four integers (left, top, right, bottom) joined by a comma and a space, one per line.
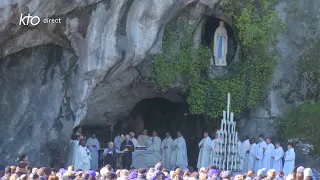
0, 0, 319, 167
238, 0, 320, 168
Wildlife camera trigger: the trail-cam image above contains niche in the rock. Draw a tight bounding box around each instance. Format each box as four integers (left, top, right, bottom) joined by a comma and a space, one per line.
203, 16, 237, 65
121, 97, 219, 168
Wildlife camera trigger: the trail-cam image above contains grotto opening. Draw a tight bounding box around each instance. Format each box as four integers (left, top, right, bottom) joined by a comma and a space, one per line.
79, 97, 220, 168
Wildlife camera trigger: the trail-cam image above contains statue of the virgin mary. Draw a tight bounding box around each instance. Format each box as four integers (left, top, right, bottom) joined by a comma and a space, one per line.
213, 21, 228, 66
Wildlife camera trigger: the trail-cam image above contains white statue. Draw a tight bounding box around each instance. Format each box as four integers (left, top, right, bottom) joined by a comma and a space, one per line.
213, 21, 228, 66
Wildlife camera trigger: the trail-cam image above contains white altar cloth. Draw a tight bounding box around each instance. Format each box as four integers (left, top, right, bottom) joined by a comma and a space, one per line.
132, 150, 161, 168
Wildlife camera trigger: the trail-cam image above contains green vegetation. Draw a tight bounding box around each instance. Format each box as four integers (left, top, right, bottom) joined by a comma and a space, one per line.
279, 0, 320, 152
279, 102, 320, 153
150, 25, 211, 90
297, 40, 320, 100
150, 0, 284, 118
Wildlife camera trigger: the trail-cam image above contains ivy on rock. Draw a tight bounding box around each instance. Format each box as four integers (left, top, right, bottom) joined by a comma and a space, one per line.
279, 101, 320, 153
297, 40, 320, 100
151, 0, 284, 118
150, 24, 211, 91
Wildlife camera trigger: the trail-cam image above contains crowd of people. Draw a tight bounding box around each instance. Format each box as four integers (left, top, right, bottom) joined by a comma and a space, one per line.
1, 128, 319, 180
1, 158, 318, 180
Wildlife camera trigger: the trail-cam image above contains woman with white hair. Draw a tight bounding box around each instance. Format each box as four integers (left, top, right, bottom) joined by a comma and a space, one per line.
103, 142, 119, 169
147, 168, 155, 179
129, 132, 139, 147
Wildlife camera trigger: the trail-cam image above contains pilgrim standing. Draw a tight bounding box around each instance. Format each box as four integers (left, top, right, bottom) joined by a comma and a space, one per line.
86, 132, 100, 170
283, 143, 295, 176
210, 133, 220, 166
197, 131, 212, 169
72, 135, 81, 166
147, 131, 162, 152
137, 129, 150, 147
74, 138, 91, 171
103, 142, 119, 170
171, 132, 188, 169
161, 132, 173, 169
263, 137, 275, 171
67, 134, 78, 166
253, 134, 267, 172
247, 138, 256, 171
272, 142, 284, 173
129, 132, 139, 147
240, 136, 251, 173
114, 133, 122, 150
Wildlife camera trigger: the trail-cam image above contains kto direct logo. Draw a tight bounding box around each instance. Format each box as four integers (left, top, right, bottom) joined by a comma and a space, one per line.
19, 14, 61, 26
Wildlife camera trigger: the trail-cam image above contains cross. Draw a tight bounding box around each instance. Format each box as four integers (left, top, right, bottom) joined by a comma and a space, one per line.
107, 120, 117, 141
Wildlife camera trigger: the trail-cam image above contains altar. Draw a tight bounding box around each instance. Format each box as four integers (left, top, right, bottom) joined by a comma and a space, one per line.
132, 150, 161, 168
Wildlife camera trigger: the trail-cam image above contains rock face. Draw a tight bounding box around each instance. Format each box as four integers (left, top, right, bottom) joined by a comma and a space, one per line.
238, 0, 320, 167
0, 0, 319, 167
0, 0, 217, 166
239, 0, 320, 138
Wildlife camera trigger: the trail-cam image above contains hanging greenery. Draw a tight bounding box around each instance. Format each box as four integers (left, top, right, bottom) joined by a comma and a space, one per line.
279, 101, 320, 153
150, 0, 284, 118
297, 40, 320, 100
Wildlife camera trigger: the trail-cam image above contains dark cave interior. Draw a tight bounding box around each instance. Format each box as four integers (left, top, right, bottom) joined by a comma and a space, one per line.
81, 97, 220, 168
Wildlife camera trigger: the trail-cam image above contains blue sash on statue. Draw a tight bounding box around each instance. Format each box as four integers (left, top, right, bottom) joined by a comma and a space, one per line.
218, 36, 223, 60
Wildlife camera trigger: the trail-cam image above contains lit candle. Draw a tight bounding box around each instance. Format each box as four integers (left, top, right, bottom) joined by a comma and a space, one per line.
234, 155, 237, 170
226, 155, 229, 171
227, 93, 230, 119
230, 112, 234, 122
235, 132, 238, 145
223, 160, 225, 171
232, 134, 235, 154
224, 131, 227, 147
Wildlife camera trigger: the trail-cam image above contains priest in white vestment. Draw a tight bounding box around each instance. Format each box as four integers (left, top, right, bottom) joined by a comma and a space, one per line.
253, 134, 268, 172
210, 134, 220, 165
74, 139, 91, 171
240, 136, 251, 173
237, 139, 242, 171
197, 131, 212, 169
263, 138, 275, 171
67, 134, 78, 166
246, 138, 256, 171
137, 129, 150, 147
171, 132, 188, 169
283, 143, 295, 176
129, 132, 139, 147
66, 139, 73, 166
272, 142, 284, 173
86, 132, 100, 170
114, 133, 122, 150
161, 132, 173, 169
147, 131, 162, 152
